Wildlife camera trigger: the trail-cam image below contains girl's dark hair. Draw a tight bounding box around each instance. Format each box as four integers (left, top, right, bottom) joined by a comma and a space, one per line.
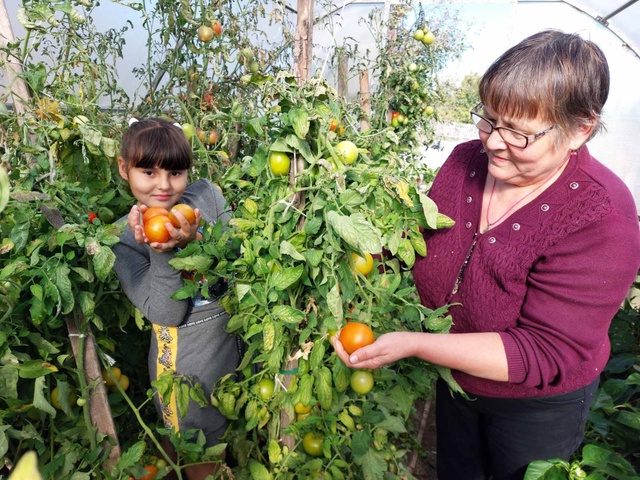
119, 118, 192, 171
479, 29, 610, 142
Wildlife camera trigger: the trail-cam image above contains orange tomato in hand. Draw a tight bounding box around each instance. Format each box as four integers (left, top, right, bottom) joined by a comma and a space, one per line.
142, 206, 169, 224
339, 322, 375, 355
169, 204, 196, 227
144, 215, 171, 243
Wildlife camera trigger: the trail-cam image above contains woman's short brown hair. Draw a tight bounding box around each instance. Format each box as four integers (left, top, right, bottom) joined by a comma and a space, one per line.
479, 29, 610, 142
119, 118, 192, 171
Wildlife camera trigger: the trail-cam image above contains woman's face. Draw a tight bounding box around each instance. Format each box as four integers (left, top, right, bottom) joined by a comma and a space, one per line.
118, 159, 188, 209
478, 104, 590, 187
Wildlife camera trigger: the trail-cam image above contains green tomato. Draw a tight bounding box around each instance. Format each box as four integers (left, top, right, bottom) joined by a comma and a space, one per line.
413, 29, 425, 41
335, 140, 358, 164
181, 123, 195, 140
257, 378, 275, 400
350, 370, 374, 395
302, 432, 323, 457
422, 31, 435, 45
269, 151, 290, 176
424, 105, 435, 116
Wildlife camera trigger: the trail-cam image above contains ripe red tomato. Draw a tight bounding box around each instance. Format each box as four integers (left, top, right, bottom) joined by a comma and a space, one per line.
197, 25, 214, 42
169, 204, 196, 227
207, 130, 219, 145
211, 20, 222, 36
350, 370, 374, 395
329, 118, 339, 131
142, 206, 169, 224
302, 432, 323, 457
339, 322, 375, 355
88, 212, 97, 223
140, 465, 159, 480
269, 151, 290, 176
144, 215, 171, 243
351, 252, 374, 276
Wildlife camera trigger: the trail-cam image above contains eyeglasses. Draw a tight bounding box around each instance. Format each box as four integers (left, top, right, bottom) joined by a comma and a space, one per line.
470, 103, 556, 149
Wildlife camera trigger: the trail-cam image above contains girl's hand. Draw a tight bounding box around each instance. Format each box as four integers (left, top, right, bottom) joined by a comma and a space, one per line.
128, 205, 203, 252
331, 332, 413, 370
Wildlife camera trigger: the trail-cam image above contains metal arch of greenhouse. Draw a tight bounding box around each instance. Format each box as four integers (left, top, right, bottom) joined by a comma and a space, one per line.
284, 0, 640, 59
519, 0, 640, 59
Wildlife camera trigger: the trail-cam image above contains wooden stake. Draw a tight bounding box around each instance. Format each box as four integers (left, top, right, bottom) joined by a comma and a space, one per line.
66, 318, 121, 469
293, 0, 314, 82
359, 70, 371, 132
337, 55, 349, 98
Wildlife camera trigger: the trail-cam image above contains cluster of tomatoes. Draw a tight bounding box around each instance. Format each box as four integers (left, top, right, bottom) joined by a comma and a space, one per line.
101, 366, 130, 394
142, 204, 196, 243
412, 24, 435, 45
197, 20, 222, 43
268, 139, 360, 177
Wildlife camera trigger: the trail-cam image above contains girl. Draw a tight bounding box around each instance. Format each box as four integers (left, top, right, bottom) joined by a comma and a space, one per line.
113, 117, 239, 480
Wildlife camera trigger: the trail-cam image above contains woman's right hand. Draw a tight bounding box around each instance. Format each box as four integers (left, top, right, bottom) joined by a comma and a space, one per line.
331, 331, 414, 370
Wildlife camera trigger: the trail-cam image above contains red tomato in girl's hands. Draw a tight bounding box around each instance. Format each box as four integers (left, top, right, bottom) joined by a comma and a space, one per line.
142, 206, 170, 224
169, 204, 196, 227
144, 215, 171, 243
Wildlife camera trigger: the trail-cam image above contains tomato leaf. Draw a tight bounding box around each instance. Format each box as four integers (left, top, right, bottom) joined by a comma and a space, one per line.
285, 135, 314, 163
418, 192, 439, 229
248, 459, 273, 480
0, 364, 18, 398
268, 265, 303, 291
93, 245, 115, 281
288, 107, 310, 139
271, 305, 305, 324
326, 283, 343, 323
279, 240, 305, 261
33, 377, 56, 418
358, 450, 387, 478
55, 265, 74, 315
315, 366, 332, 409
326, 211, 382, 254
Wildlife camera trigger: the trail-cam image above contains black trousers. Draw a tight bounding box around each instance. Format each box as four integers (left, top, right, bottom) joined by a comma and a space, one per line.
435, 377, 598, 480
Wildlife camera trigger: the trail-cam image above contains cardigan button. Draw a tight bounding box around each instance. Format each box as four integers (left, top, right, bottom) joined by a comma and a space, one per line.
570, 182, 579, 190
466, 196, 473, 203
469, 170, 477, 178
465, 221, 472, 229
488, 237, 496, 244
512, 223, 521, 230
541, 204, 550, 212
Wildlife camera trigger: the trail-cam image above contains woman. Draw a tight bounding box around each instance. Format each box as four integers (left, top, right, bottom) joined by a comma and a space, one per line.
332, 30, 640, 479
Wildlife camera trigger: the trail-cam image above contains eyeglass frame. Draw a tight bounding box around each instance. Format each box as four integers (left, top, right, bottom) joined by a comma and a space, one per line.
470, 103, 557, 149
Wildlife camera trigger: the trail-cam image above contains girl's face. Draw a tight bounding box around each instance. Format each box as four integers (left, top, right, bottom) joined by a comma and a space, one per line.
118, 159, 188, 209
479, 105, 590, 187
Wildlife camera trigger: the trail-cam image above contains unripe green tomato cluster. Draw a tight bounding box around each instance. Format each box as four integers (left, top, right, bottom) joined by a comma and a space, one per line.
413, 26, 435, 45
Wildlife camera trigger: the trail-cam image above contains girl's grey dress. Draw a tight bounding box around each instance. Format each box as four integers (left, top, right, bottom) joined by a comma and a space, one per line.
113, 179, 240, 446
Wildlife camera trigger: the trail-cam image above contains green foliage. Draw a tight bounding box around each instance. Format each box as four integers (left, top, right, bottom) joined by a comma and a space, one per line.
436, 73, 481, 124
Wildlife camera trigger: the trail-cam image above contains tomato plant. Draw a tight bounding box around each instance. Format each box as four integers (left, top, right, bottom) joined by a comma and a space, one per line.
350, 370, 374, 395
340, 322, 375, 355
181, 123, 195, 140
